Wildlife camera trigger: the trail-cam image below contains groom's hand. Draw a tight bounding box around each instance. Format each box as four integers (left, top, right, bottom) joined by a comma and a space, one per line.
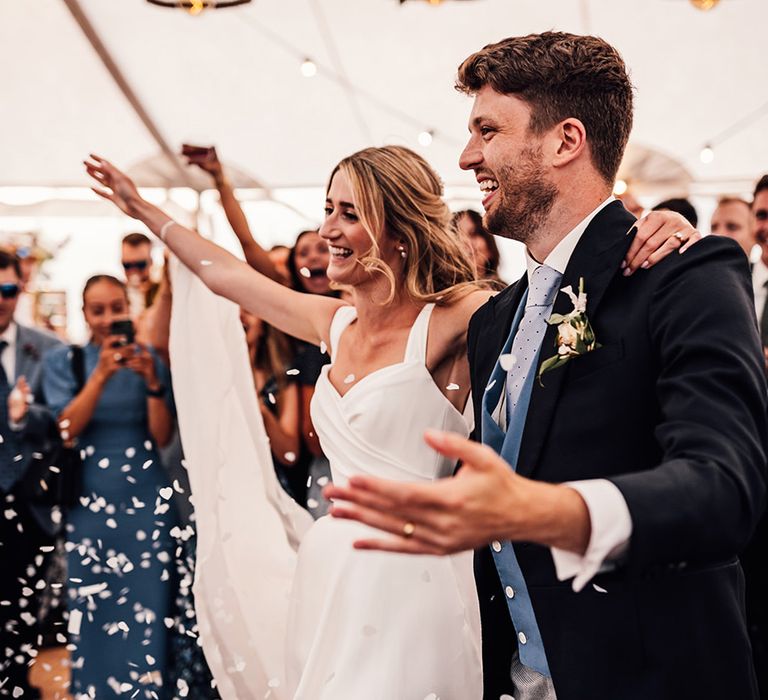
324, 429, 592, 556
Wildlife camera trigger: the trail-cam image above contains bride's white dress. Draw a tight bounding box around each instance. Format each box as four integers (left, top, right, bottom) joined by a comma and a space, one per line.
169, 264, 482, 699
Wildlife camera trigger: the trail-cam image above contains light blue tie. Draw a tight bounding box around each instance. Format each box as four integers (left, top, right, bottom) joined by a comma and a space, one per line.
505, 264, 562, 423
488, 263, 562, 679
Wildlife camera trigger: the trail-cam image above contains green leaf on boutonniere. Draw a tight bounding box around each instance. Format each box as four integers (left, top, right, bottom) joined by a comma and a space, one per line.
537, 355, 570, 386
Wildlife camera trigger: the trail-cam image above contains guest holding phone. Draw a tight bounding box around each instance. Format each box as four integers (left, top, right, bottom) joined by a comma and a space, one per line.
42, 274, 177, 698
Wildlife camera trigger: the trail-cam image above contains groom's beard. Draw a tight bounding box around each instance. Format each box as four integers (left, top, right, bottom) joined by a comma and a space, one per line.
484, 145, 558, 247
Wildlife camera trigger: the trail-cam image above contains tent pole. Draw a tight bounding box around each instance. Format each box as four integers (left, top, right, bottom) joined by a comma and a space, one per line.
62, 0, 193, 188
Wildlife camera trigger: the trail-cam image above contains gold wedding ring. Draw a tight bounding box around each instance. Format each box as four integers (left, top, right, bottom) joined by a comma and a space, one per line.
403, 522, 415, 538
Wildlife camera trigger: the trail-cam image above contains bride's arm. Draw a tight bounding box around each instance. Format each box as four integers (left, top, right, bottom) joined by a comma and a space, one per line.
85, 155, 342, 345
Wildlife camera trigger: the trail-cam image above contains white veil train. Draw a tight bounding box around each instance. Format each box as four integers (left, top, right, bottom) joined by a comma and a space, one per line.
169, 259, 314, 699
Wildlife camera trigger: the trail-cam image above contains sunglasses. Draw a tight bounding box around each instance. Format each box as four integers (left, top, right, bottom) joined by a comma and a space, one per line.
122, 260, 149, 271
0, 284, 20, 299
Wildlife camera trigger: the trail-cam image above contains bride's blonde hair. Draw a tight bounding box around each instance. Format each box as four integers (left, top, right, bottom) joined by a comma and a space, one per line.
328, 146, 482, 305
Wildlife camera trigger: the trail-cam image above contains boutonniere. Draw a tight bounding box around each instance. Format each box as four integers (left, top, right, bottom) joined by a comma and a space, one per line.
22, 343, 40, 361
538, 277, 600, 384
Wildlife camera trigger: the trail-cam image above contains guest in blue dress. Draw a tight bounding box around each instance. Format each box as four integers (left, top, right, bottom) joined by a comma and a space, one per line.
43, 275, 177, 699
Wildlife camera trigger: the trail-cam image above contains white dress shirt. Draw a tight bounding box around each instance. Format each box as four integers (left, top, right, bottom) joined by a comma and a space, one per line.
752, 258, 768, 320
0, 322, 18, 383
494, 197, 633, 592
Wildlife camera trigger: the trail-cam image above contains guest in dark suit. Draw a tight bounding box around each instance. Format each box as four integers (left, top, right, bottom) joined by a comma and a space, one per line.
325, 32, 766, 700
0, 249, 63, 699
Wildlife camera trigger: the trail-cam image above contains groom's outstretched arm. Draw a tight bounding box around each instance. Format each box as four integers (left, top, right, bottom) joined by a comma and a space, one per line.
323, 430, 594, 556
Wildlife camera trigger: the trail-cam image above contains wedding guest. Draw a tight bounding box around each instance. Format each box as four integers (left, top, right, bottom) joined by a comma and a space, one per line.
452, 209, 504, 283
122, 233, 159, 321
240, 307, 303, 503
745, 173, 768, 698
0, 250, 63, 699
43, 275, 177, 698
325, 32, 761, 700
651, 196, 698, 227
711, 196, 756, 258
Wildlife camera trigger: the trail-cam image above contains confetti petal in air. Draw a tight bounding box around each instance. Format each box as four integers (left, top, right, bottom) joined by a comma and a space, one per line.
499, 353, 517, 371
446, 383, 460, 391
286, 368, 300, 376
319, 341, 328, 354
299, 267, 311, 278
200, 260, 213, 266
343, 374, 355, 384
592, 583, 608, 593
283, 452, 297, 463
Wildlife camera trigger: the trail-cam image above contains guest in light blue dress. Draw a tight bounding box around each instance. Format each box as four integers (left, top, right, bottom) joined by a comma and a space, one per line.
43, 275, 177, 699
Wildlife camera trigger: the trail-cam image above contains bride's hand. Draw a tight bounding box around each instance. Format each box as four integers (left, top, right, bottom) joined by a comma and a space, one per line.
84, 154, 143, 218
622, 209, 701, 276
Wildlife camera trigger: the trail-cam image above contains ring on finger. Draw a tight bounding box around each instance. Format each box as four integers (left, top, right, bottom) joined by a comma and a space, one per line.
672, 231, 687, 242
402, 522, 415, 538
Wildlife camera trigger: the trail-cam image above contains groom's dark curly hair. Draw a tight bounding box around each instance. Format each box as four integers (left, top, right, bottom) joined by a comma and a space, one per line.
456, 31, 634, 184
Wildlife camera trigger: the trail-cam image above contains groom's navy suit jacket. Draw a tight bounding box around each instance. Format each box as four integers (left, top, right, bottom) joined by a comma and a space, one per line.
468, 201, 767, 700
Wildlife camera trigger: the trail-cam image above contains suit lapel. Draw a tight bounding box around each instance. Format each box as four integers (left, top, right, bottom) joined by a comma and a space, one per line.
473, 278, 528, 398
515, 201, 636, 478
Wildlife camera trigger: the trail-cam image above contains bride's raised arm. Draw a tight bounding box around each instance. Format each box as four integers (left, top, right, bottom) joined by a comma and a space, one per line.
85, 155, 343, 345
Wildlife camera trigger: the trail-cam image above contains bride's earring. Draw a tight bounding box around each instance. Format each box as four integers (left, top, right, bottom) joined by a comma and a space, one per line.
397, 245, 407, 259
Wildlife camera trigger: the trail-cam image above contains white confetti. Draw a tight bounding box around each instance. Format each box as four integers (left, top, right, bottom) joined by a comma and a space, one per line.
200, 260, 213, 266
267, 393, 276, 405
485, 379, 497, 392
98, 458, 110, 469
592, 583, 608, 594
106, 518, 117, 529
144, 440, 153, 450
343, 374, 355, 384
145, 654, 155, 665
125, 447, 136, 458
319, 341, 328, 354
159, 487, 173, 500
299, 266, 311, 278
78, 582, 107, 597
446, 383, 460, 391
283, 452, 297, 463
499, 353, 517, 371
307, 498, 319, 509
12, 687, 24, 698
286, 368, 300, 376
316, 476, 329, 487
58, 418, 71, 429
142, 459, 153, 470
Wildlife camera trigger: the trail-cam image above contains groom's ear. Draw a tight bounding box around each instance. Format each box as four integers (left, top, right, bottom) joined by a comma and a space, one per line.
550, 117, 588, 170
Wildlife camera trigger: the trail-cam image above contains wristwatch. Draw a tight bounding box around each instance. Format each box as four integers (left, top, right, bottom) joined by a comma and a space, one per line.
146, 383, 166, 398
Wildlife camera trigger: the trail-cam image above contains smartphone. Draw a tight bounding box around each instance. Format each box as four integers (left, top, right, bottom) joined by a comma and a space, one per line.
181, 143, 215, 159
109, 319, 135, 346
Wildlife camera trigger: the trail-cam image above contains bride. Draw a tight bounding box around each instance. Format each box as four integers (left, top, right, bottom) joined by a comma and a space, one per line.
88, 145, 492, 698
84, 146, 690, 699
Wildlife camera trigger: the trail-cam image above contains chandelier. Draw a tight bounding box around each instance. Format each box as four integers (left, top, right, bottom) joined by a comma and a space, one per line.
146, 0, 252, 15
689, 0, 720, 9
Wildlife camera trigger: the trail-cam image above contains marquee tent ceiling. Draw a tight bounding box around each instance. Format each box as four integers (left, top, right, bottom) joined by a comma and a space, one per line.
2, 0, 766, 197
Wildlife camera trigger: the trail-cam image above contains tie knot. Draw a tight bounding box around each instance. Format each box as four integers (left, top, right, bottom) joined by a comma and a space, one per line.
527, 265, 561, 308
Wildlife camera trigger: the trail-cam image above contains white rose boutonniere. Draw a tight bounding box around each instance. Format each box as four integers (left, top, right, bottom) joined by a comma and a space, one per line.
538, 277, 600, 385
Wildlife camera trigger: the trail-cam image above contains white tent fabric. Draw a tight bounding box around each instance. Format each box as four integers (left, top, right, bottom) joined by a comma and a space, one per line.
2, 0, 766, 194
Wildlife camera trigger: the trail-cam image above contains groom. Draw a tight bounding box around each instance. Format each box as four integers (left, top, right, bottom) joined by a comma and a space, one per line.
325, 32, 767, 700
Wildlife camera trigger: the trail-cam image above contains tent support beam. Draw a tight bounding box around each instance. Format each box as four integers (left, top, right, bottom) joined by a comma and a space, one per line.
62, 0, 192, 187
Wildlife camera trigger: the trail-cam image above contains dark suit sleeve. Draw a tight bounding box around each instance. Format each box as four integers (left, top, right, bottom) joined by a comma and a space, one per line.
610, 239, 768, 574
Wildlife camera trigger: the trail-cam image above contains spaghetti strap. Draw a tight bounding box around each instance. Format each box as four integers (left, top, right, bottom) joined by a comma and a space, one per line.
328, 305, 357, 362
403, 303, 436, 364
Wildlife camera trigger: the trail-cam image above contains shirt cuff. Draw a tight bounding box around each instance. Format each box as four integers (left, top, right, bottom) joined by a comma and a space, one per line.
9, 416, 27, 432
550, 479, 633, 592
